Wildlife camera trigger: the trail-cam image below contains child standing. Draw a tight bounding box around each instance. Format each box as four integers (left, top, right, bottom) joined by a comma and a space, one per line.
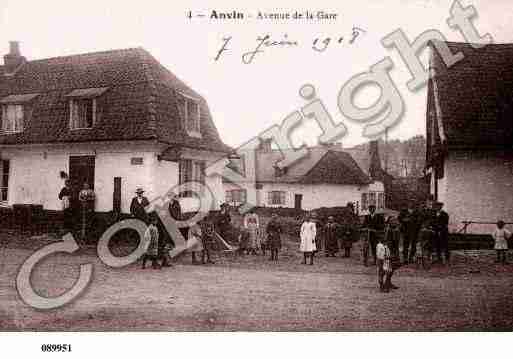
376, 235, 397, 292
493, 220, 510, 264
142, 217, 160, 269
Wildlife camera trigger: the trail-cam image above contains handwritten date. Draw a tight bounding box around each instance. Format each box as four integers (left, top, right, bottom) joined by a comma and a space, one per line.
215, 27, 366, 64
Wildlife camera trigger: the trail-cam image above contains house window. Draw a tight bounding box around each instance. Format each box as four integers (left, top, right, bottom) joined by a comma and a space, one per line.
130, 157, 144, 165
274, 166, 288, 177
268, 191, 286, 205
377, 192, 385, 210
180, 94, 201, 135
1, 104, 24, 133
361, 193, 368, 211
70, 98, 95, 129
0, 159, 9, 202
226, 189, 247, 205
361, 191, 385, 211
179, 159, 205, 197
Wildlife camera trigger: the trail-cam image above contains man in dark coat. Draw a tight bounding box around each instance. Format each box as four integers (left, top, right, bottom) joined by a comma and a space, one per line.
216, 203, 232, 242
324, 216, 340, 257
398, 205, 422, 264
169, 194, 188, 240
58, 179, 74, 234
266, 213, 282, 261
363, 204, 384, 265
130, 187, 150, 224
434, 201, 450, 264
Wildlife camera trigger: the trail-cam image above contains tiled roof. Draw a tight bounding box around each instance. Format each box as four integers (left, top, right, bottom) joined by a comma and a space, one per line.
0, 47, 231, 153
427, 41, 513, 152
255, 147, 371, 185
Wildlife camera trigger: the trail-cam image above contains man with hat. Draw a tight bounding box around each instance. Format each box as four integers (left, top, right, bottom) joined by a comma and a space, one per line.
433, 201, 449, 264
363, 204, 384, 266
130, 187, 150, 224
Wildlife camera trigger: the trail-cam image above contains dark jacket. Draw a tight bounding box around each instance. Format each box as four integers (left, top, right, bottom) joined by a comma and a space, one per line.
168, 199, 182, 221
266, 219, 282, 250
363, 213, 384, 231
130, 196, 150, 223
435, 210, 449, 233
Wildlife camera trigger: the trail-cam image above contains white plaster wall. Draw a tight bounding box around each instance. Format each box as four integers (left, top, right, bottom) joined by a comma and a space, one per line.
1, 142, 158, 213
259, 183, 365, 210
1, 143, 230, 214
442, 150, 513, 234
1, 148, 67, 209
95, 150, 155, 213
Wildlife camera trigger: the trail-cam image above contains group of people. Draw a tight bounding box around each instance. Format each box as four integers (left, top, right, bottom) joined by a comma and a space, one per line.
59, 180, 96, 238
238, 211, 283, 260
62, 183, 510, 290
131, 187, 217, 269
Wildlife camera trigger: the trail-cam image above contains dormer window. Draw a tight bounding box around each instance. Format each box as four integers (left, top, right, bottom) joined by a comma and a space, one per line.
70, 98, 95, 129
179, 92, 201, 137
1, 104, 24, 133
0, 93, 39, 134
66, 87, 108, 130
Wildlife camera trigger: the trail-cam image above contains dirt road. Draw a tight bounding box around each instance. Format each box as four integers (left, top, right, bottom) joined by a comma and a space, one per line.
1, 234, 513, 331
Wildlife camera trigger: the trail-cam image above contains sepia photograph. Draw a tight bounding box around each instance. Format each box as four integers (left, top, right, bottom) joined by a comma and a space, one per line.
0, 0, 512, 355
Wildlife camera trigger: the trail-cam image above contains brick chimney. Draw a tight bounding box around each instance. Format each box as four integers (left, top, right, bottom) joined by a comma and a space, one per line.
4, 41, 26, 75
368, 140, 383, 179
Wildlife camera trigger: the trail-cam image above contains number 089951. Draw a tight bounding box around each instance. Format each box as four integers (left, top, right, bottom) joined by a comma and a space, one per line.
41, 344, 72, 352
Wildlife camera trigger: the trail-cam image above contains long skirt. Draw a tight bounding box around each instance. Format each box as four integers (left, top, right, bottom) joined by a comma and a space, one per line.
300, 236, 317, 252
248, 227, 261, 249
267, 233, 281, 250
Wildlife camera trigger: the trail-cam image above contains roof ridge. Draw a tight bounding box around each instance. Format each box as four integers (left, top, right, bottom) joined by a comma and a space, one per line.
22, 47, 144, 65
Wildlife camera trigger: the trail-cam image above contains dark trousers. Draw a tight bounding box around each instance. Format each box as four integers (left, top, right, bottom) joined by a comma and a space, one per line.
402, 230, 418, 262
270, 248, 279, 261
437, 230, 449, 261
369, 233, 377, 264
62, 208, 74, 233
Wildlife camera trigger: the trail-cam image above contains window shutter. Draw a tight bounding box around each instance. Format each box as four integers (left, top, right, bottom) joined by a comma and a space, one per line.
15, 105, 23, 132
242, 189, 247, 203
225, 190, 232, 203
267, 191, 272, 205
280, 191, 285, 205
1, 106, 5, 132
199, 161, 206, 184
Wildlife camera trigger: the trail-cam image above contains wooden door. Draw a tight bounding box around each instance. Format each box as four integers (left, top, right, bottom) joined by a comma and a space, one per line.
294, 194, 303, 210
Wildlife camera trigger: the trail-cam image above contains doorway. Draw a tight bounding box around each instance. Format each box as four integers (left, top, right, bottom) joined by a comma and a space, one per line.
294, 194, 303, 210
69, 155, 95, 211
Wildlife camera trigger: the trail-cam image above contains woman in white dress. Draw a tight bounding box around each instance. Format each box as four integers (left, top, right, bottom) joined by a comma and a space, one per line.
244, 210, 261, 255
300, 213, 317, 265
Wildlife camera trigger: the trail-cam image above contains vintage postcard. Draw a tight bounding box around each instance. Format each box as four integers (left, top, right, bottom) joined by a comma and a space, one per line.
0, 0, 512, 353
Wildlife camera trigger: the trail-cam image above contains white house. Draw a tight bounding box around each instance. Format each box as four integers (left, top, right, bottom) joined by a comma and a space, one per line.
0, 42, 230, 220
224, 141, 385, 212
426, 41, 513, 234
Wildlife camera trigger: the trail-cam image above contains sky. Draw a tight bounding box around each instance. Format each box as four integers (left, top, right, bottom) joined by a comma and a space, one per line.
1, 0, 512, 149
